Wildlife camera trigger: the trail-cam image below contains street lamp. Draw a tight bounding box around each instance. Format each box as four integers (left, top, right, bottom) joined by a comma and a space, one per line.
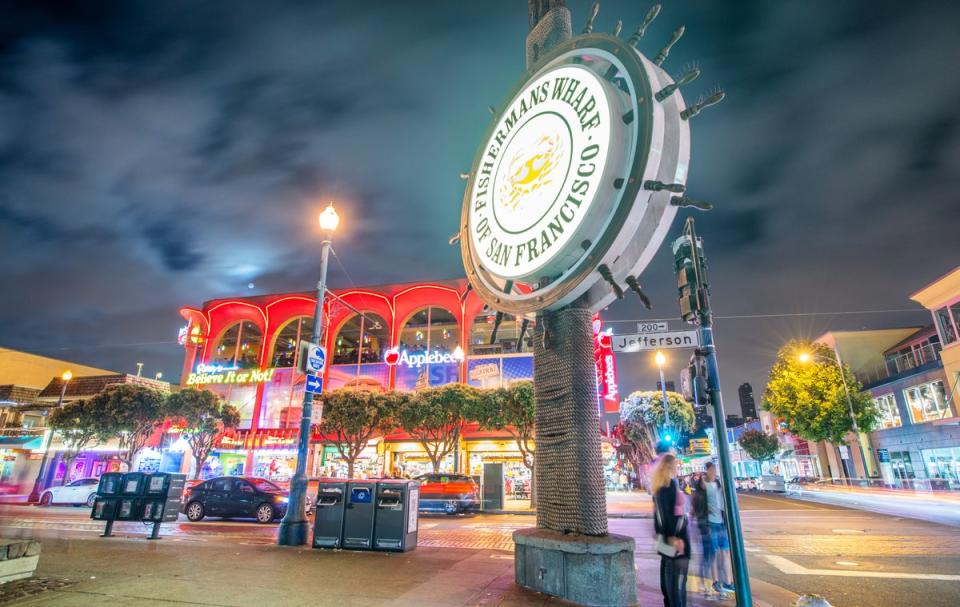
29, 370, 71, 503
278, 203, 339, 546
798, 348, 870, 480
154, 372, 163, 381
655, 351, 671, 438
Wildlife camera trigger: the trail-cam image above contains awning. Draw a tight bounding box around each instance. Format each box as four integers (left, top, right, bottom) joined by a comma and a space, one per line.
0, 435, 44, 450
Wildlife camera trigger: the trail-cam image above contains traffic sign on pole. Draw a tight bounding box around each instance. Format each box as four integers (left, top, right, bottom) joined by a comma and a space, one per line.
612, 330, 701, 352
299, 342, 327, 374
304, 373, 323, 395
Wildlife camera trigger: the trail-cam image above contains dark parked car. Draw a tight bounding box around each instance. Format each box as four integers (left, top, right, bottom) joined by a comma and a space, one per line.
181, 476, 289, 523
416, 474, 480, 514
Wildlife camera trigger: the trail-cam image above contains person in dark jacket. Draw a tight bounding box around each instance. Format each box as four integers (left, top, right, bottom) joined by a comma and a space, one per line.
693, 462, 734, 599
652, 453, 690, 607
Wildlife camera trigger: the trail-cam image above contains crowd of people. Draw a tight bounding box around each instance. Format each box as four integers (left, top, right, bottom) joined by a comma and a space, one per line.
652, 455, 736, 605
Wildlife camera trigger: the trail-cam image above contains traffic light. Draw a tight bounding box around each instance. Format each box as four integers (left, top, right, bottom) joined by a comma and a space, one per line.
672, 234, 708, 323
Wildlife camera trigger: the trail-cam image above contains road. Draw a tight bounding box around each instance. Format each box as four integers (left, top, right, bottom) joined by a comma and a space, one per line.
2, 494, 960, 607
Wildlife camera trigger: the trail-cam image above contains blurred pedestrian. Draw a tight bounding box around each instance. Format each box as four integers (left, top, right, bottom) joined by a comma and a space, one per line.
652, 453, 690, 607
694, 462, 734, 599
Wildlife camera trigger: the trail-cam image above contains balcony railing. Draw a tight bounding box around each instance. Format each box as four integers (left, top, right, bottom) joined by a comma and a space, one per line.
856, 342, 942, 387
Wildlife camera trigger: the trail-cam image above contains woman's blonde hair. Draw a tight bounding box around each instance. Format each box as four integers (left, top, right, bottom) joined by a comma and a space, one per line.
651, 453, 677, 493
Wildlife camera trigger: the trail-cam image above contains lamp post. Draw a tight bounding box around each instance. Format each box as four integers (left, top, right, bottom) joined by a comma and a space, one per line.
655, 351, 671, 440
29, 370, 71, 503
798, 348, 870, 480
278, 203, 339, 546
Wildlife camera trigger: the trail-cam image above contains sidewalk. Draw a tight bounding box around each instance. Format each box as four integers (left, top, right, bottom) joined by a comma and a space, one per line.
487, 492, 654, 518
1, 532, 795, 607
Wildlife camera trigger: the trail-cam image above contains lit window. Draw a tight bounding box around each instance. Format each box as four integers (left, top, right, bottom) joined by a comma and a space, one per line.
935, 307, 958, 345
872, 394, 902, 429
903, 380, 951, 423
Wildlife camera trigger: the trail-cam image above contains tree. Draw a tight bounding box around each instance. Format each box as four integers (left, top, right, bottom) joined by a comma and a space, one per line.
47, 399, 101, 485
398, 383, 480, 473
166, 388, 241, 479
763, 340, 878, 446
87, 384, 170, 470
615, 390, 695, 487
469, 381, 535, 469
318, 388, 400, 478
738, 429, 780, 463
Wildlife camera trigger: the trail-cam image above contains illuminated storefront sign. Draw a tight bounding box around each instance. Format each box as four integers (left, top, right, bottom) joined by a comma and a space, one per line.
383, 346, 465, 368
593, 317, 619, 413
186, 363, 277, 386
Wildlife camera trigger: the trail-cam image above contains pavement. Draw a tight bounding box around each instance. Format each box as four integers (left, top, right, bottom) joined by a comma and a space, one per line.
2, 492, 960, 606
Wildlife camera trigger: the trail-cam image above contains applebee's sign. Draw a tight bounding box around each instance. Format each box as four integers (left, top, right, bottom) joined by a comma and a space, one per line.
383, 346, 465, 369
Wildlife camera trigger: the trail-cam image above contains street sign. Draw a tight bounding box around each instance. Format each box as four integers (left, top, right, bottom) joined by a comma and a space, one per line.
299, 341, 326, 374
637, 321, 669, 334
612, 330, 701, 353
304, 373, 323, 395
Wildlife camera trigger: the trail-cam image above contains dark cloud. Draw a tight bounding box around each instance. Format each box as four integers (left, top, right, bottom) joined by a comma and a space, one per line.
0, 1, 958, 410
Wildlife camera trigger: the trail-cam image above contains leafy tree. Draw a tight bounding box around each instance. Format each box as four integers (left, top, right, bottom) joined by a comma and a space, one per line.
738, 429, 780, 463
166, 388, 241, 479
86, 384, 170, 470
318, 388, 400, 478
398, 383, 480, 473
763, 340, 877, 447
469, 381, 535, 469
615, 391, 695, 487
48, 399, 101, 485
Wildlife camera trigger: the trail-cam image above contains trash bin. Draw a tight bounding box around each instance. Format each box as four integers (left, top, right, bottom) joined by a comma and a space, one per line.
312, 480, 347, 549
373, 480, 419, 552
342, 481, 377, 550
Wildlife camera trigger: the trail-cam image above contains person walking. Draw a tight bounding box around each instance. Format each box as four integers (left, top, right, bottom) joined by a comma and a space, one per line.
695, 462, 734, 599
652, 453, 691, 607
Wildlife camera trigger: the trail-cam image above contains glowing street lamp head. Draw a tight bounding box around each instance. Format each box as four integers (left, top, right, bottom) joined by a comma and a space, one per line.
798, 352, 811, 364
318, 204, 340, 232
61, 370, 73, 382
655, 351, 666, 367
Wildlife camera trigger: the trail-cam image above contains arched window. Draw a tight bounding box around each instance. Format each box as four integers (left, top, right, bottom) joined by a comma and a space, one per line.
209, 320, 263, 369
395, 307, 461, 390
469, 308, 530, 355
333, 313, 389, 365
399, 307, 458, 354
270, 316, 315, 368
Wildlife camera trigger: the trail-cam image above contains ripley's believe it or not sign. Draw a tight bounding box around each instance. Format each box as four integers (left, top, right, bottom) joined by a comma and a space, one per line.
461, 34, 692, 315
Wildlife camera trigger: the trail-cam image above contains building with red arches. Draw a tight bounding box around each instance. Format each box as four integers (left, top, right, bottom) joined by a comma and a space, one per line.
178, 279, 618, 485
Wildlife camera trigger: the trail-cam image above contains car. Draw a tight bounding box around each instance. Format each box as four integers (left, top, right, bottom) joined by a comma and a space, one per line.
181, 476, 289, 523
416, 473, 480, 514
39, 477, 100, 507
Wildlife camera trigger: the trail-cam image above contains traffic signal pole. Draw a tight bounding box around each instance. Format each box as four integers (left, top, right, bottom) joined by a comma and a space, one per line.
676, 218, 752, 606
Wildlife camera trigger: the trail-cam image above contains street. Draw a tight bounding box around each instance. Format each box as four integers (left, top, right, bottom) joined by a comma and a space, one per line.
2, 493, 960, 606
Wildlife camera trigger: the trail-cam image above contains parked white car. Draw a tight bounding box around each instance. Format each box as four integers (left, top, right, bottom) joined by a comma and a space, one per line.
39, 477, 99, 507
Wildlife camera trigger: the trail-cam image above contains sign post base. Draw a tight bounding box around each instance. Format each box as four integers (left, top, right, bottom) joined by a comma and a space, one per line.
513, 528, 637, 607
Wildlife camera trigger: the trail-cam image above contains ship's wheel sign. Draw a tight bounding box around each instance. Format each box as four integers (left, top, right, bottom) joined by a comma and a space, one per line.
460, 25, 721, 315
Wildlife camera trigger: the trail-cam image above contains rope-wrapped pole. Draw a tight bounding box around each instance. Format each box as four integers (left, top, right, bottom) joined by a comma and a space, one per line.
533, 304, 608, 535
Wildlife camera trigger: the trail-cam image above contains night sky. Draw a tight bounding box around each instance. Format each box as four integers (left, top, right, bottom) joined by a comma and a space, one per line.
2, 1, 958, 413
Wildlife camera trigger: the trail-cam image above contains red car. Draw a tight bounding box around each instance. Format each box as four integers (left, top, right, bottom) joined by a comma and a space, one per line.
416, 474, 480, 514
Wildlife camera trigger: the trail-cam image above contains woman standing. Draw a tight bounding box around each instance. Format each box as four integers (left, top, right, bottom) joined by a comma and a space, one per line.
652, 453, 691, 607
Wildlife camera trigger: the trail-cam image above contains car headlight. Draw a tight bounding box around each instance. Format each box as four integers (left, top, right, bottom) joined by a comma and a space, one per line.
275, 495, 289, 503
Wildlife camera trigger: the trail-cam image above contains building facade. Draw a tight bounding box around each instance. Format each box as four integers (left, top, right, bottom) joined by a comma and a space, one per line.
178, 279, 619, 488
738, 383, 757, 420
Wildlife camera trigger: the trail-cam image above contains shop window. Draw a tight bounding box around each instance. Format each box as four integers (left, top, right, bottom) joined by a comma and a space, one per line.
934, 306, 958, 345
395, 307, 461, 390
872, 394, 902, 429
270, 316, 314, 368
903, 380, 951, 424
921, 447, 960, 485
209, 321, 263, 369
333, 313, 389, 365
469, 309, 533, 355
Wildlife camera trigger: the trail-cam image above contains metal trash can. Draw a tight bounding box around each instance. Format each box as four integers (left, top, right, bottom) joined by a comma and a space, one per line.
312, 480, 347, 549
373, 480, 419, 552
342, 481, 377, 550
